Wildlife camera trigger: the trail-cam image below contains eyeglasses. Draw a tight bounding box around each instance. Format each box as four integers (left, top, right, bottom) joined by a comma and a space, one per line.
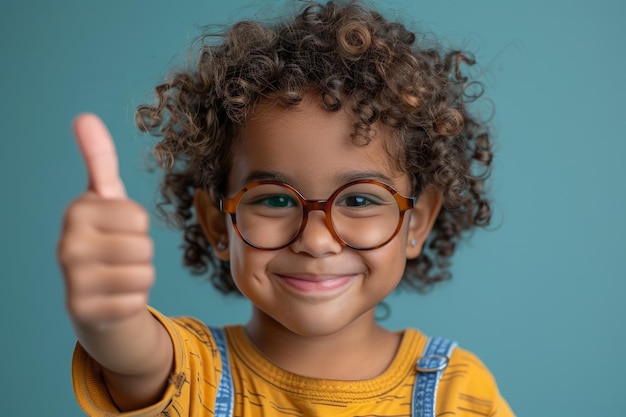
219, 179, 418, 251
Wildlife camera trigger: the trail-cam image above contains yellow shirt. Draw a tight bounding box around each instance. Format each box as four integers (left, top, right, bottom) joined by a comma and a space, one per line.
73, 308, 514, 416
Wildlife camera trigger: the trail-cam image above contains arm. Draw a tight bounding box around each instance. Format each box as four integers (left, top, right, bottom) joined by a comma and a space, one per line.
58, 114, 173, 411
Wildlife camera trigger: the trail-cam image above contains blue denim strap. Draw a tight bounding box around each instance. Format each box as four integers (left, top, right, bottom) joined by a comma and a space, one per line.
208, 327, 234, 417
412, 337, 457, 417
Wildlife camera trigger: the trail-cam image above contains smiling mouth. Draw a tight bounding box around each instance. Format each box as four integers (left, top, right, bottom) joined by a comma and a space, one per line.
275, 274, 355, 293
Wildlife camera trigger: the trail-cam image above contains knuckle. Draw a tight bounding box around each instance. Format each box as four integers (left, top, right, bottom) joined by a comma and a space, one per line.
127, 201, 150, 231
140, 264, 156, 287
142, 237, 155, 259
130, 236, 154, 262
123, 265, 156, 291
65, 264, 104, 295
63, 199, 90, 229
57, 235, 87, 265
63, 194, 108, 230
66, 297, 90, 321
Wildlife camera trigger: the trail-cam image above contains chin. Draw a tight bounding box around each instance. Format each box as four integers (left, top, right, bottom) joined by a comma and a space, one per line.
270, 306, 375, 339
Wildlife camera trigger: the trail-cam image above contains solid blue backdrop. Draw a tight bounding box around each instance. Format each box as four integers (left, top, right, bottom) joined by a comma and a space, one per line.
1, 0, 624, 415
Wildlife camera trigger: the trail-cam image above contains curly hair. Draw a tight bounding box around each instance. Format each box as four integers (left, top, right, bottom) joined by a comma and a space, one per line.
136, 0, 493, 294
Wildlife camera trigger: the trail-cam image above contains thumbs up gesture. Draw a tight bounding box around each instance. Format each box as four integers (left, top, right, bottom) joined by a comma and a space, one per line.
58, 114, 154, 327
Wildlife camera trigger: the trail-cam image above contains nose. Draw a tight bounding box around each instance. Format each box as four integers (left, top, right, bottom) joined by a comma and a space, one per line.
290, 209, 342, 257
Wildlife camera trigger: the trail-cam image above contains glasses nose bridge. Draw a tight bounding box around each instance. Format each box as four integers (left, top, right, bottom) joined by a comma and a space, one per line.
303, 198, 329, 212
297, 198, 339, 247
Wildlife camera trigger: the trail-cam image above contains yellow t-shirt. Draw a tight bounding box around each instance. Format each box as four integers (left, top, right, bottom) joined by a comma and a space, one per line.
72, 308, 514, 416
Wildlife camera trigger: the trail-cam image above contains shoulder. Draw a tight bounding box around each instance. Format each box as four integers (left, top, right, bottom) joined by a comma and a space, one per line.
439, 345, 515, 416
445, 346, 498, 393
400, 330, 514, 416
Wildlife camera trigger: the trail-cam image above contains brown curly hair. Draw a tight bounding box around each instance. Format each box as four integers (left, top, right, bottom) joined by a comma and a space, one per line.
136, 0, 493, 294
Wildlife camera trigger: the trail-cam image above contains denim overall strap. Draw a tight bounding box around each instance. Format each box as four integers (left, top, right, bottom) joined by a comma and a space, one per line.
207, 327, 235, 417
412, 337, 457, 417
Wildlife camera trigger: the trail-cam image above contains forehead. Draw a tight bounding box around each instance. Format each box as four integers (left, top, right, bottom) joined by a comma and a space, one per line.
227, 96, 408, 195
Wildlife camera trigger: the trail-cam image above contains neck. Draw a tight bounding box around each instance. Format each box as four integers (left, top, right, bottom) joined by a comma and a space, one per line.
245, 308, 401, 380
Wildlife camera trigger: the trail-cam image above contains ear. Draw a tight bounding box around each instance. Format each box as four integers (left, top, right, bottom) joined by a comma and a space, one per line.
194, 189, 230, 260
406, 186, 443, 259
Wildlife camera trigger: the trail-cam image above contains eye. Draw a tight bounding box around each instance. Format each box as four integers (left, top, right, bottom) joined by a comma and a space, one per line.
338, 194, 382, 208
254, 194, 298, 208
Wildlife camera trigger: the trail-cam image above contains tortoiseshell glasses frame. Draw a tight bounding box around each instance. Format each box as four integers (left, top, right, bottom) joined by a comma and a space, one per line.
219, 179, 418, 251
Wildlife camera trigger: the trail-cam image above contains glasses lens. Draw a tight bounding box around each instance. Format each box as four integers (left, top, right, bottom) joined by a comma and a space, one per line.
331, 182, 400, 249
235, 183, 302, 249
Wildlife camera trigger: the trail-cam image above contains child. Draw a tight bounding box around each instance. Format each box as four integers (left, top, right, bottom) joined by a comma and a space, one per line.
58, 1, 514, 416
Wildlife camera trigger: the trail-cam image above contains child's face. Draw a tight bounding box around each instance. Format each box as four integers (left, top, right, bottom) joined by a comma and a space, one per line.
200, 95, 440, 337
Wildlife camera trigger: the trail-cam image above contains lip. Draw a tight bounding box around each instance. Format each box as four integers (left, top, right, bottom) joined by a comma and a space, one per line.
274, 273, 355, 294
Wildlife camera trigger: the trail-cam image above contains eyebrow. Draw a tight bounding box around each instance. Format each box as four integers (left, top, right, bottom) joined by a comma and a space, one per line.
241, 170, 394, 186
334, 170, 395, 185
241, 170, 293, 184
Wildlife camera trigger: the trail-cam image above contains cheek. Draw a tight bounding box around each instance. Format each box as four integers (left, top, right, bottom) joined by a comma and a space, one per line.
363, 240, 408, 289
380, 224, 411, 281
226, 226, 251, 285
227, 238, 272, 292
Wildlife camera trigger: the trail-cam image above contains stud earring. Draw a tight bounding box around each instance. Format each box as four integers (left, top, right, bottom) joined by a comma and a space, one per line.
410, 239, 417, 247
217, 241, 227, 250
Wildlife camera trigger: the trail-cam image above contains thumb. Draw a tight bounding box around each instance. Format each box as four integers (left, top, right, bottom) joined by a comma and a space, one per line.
73, 113, 127, 199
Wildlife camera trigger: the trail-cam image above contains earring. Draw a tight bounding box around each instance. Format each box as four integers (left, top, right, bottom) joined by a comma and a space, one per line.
410, 239, 417, 247
216, 241, 227, 250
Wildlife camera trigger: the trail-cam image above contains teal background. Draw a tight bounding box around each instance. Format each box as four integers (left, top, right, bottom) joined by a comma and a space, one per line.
1, 0, 624, 415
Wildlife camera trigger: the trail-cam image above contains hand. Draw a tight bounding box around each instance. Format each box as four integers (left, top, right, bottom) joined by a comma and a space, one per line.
58, 114, 154, 327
